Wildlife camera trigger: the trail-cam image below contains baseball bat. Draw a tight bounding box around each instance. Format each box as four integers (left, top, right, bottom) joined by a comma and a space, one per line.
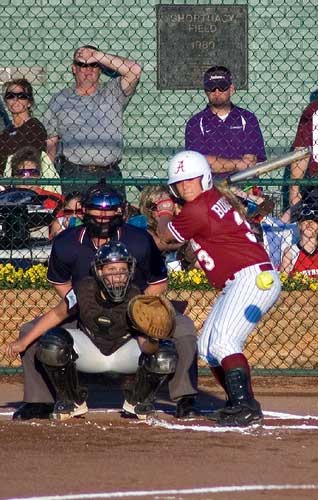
228, 146, 312, 184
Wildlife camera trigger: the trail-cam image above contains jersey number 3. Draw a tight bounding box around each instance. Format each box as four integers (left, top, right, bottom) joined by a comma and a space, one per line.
191, 210, 257, 272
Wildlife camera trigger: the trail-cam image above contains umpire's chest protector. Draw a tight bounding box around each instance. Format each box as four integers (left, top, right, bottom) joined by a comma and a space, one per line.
75, 277, 139, 356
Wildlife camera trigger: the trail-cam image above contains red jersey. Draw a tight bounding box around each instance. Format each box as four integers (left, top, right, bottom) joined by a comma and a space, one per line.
293, 101, 318, 177
168, 187, 270, 288
292, 246, 318, 278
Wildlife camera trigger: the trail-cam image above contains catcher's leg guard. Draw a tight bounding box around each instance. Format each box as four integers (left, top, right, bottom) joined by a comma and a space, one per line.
215, 368, 263, 427
123, 340, 178, 420
36, 328, 88, 421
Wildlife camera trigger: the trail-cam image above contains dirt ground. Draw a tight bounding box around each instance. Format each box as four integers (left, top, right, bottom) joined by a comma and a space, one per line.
1, 375, 318, 500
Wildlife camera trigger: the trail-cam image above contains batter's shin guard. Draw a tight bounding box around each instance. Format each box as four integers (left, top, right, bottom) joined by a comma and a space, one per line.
224, 367, 253, 406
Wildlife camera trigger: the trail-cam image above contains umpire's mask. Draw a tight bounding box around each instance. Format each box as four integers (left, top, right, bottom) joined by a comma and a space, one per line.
82, 185, 124, 239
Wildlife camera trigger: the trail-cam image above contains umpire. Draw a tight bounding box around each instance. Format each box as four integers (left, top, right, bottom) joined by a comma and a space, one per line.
12, 183, 199, 420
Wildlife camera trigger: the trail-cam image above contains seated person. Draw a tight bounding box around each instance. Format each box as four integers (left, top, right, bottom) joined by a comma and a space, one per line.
280, 200, 318, 277
260, 216, 298, 270
10, 146, 63, 210
4, 150, 61, 194
139, 185, 197, 271
232, 184, 299, 270
9, 147, 64, 240
50, 191, 83, 239
3, 242, 177, 421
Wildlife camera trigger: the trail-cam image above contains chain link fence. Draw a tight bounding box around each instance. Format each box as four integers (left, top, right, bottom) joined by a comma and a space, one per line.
0, 0, 317, 373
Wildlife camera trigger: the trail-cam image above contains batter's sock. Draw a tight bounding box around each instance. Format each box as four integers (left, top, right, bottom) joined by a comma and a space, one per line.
209, 365, 228, 395
221, 353, 254, 399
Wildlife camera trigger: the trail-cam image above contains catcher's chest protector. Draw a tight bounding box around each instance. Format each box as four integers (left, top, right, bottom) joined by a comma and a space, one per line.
75, 277, 139, 355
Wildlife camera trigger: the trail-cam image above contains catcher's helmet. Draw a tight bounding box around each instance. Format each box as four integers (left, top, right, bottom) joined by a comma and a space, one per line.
81, 184, 125, 238
167, 150, 213, 198
93, 241, 136, 302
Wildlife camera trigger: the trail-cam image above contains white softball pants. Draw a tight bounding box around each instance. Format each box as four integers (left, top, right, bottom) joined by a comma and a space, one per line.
198, 263, 281, 366
67, 328, 141, 374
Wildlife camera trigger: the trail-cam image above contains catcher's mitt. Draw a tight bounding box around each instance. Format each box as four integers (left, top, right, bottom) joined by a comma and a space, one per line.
128, 295, 176, 340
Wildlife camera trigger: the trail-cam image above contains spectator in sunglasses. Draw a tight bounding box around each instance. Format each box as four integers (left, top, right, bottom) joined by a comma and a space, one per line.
280, 194, 318, 277
10, 146, 63, 211
0, 79, 47, 175
50, 191, 83, 239
185, 66, 266, 176
44, 45, 142, 195
138, 184, 198, 272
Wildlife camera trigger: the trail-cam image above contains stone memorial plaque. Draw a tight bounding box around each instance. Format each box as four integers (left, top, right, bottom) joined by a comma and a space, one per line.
157, 5, 248, 90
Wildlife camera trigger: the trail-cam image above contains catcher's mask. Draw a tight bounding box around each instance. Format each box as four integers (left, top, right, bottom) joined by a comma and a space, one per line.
81, 184, 125, 239
93, 241, 136, 302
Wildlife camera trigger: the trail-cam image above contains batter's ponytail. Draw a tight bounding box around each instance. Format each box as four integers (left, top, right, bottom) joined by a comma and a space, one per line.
214, 180, 247, 219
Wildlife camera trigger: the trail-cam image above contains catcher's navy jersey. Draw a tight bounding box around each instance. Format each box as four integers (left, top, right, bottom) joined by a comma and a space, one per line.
47, 223, 167, 292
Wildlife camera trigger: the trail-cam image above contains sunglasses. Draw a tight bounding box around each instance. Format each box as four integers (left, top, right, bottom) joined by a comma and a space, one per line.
63, 208, 83, 216
73, 60, 99, 68
5, 92, 30, 100
17, 169, 40, 177
206, 85, 231, 93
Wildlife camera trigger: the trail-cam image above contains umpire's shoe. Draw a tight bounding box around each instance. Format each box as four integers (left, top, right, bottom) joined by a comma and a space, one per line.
51, 400, 88, 421
175, 396, 199, 418
13, 402, 54, 421
215, 399, 263, 427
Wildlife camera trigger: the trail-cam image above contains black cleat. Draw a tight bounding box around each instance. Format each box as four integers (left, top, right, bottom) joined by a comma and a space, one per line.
175, 396, 199, 419
215, 399, 263, 427
13, 402, 54, 421
122, 399, 155, 420
207, 400, 232, 421
51, 400, 88, 421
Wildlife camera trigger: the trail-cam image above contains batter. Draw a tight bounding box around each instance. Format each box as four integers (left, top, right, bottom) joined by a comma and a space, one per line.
157, 150, 281, 427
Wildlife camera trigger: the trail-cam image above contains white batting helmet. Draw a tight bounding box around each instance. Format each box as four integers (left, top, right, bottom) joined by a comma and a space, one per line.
167, 150, 213, 197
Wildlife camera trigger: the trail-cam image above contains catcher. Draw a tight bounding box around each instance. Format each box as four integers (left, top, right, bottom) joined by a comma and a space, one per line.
4, 241, 177, 421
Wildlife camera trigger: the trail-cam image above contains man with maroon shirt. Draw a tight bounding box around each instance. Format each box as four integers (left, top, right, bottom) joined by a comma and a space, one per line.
157, 150, 281, 427
290, 100, 318, 206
